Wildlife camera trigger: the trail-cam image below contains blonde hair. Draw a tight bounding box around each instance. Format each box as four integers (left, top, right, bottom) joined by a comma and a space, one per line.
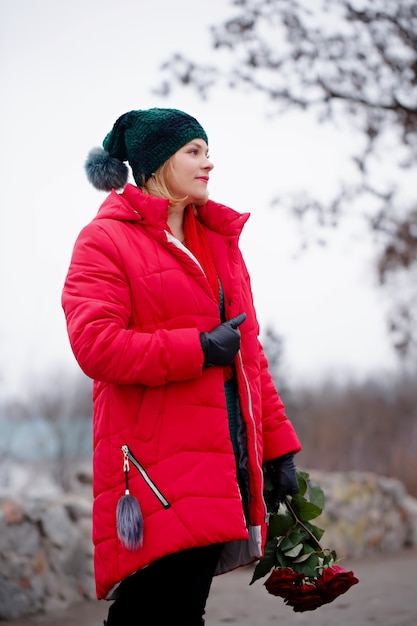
141, 157, 187, 208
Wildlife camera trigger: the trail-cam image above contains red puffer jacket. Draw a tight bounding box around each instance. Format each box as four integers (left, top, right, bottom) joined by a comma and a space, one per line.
62, 184, 301, 600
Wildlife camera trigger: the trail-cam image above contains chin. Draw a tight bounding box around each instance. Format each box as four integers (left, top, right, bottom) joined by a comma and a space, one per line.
193, 192, 209, 206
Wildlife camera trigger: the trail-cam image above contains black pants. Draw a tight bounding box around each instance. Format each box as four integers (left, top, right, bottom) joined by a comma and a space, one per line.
105, 543, 224, 625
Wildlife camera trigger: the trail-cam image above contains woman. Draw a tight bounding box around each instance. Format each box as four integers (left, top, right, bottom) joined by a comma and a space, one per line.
62, 107, 302, 625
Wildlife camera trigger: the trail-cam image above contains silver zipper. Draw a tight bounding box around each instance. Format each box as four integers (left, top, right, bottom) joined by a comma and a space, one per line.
237, 351, 267, 520
121, 444, 171, 509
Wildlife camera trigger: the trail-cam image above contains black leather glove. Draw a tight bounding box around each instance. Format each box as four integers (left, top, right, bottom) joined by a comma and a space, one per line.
200, 313, 246, 368
264, 453, 299, 512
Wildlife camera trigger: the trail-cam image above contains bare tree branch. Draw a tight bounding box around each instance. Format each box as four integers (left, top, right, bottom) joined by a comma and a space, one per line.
156, 0, 417, 356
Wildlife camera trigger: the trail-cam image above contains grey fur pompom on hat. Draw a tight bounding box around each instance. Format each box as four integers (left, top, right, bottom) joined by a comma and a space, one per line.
85, 147, 129, 191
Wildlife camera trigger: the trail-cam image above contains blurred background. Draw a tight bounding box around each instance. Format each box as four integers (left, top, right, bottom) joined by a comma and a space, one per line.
1, 0, 416, 500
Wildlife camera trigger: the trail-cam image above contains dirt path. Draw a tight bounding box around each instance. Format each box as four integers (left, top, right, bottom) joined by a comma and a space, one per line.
4, 548, 417, 625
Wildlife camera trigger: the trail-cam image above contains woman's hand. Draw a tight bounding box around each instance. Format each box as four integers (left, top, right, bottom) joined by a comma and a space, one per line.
200, 313, 246, 368
264, 453, 299, 513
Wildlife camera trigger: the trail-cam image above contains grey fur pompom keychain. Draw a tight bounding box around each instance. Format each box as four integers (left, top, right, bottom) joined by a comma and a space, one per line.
116, 448, 144, 550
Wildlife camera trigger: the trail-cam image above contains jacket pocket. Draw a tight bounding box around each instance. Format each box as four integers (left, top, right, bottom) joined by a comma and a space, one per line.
122, 444, 171, 509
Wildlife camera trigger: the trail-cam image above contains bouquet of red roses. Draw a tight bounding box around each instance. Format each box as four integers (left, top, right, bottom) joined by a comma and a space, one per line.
250, 468, 359, 612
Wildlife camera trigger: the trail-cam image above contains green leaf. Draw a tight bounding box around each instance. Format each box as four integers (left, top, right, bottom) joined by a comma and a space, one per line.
276, 550, 289, 568
293, 548, 315, 563
267, 510, 295, 538
294, 529, 321, 552
278, 530, 305, 552
284, 543, 303, 558
250, 558, 272, 584
296, 469, 311, 481
293, 552, 321, 579
250, 539, 277, 584
307, 479, 325, 509
296, 469, 308, 497
291, 497, 323, 521
303, 520, 325, 542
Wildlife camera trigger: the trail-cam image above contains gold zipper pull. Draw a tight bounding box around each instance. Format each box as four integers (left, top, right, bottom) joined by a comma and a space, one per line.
122, 445, 130, 473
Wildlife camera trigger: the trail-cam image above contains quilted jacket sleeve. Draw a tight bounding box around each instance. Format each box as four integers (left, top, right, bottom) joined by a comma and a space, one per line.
258, 344, 302, 461
238, 253, 301, 461
62, 223, 205, 386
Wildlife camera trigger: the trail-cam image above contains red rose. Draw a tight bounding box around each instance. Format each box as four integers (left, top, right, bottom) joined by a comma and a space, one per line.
264, 568, 303, 600
316, 564, 359, 603
285, 582, 325, 612
265, 569, 326, 612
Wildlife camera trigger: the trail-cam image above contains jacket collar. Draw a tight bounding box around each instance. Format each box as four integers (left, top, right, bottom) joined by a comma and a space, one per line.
197, 200, 250, 237
95, 183, 250, 237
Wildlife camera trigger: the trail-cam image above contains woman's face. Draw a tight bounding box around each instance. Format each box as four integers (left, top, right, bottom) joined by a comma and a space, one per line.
168, 139, 214, 206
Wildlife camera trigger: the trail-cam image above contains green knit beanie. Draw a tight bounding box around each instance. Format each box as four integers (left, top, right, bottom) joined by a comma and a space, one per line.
85, 108, 208, 191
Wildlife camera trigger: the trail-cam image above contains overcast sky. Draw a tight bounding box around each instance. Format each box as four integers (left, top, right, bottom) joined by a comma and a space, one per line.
0, 0, 400, 399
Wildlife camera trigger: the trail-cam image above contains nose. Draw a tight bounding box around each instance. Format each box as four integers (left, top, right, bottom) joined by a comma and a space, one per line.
204, 156, 214, 171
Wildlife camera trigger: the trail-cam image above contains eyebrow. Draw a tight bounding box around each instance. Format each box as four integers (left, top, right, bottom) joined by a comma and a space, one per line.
188, 140, 209, 153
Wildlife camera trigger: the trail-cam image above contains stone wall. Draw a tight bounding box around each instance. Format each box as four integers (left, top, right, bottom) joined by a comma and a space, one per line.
1, 471, 417, 621
0, 495, 95, 620
309, 470, 417, 556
